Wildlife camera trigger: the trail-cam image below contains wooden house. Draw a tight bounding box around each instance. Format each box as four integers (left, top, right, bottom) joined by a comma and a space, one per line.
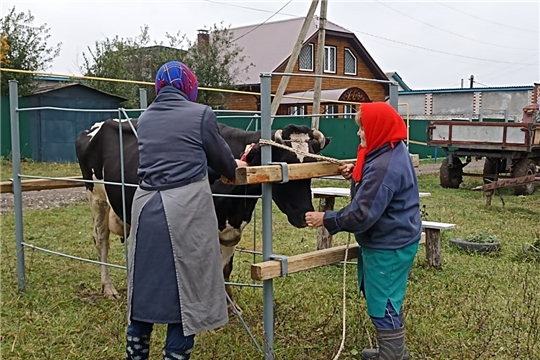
223, 16, 389, 115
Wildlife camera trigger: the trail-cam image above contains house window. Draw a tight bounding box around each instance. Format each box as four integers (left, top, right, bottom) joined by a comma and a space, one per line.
289, 105, 306, 116
324, 46, 336, 73
344, 104, 357, 116
344, 49, 357, 75
324, 105, 338, 118
299, 43, 314, 71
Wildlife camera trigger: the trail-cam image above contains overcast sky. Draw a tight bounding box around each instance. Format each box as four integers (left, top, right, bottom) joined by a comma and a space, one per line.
2, 1, 539, 90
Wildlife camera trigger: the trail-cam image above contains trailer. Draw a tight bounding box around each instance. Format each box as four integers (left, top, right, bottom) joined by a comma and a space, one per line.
427, 104, 540, 196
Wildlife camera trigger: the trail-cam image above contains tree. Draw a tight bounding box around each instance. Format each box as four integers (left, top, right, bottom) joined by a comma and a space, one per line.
0, 7, 61, 95
81, 23, 252, 108
0, 33, 9, 66
81, 25, 185, 108
181, 23, 252, 107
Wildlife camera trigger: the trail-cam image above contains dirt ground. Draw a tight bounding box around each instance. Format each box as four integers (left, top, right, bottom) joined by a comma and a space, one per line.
0, 160, 485, 213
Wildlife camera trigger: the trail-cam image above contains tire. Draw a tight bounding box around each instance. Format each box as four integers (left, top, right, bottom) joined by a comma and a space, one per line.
483, 157, 500, 184
449, 238, 501, 254
512, 158, 536, 196
440, 157, 463, 189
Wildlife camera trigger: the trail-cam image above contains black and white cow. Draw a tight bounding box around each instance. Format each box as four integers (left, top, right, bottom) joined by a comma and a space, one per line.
75, 119, 331, 310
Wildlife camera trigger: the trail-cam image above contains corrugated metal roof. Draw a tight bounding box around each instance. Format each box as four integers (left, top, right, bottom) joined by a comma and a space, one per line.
399, 85, 534, 95
230, 16, 353, 85
281, 88, 349, 104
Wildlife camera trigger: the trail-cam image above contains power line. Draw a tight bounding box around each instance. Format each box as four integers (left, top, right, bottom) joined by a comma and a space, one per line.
435, 1, 540, 34
201, 0, 539, 66
232, 0, 293, 42
353, 29, 537, 66
374, 0, 534, 51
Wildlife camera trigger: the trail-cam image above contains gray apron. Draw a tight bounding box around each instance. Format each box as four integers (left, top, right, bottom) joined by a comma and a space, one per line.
127, 177, 228, 336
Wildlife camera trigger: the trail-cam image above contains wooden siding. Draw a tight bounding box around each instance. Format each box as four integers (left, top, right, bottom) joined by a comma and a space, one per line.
225, 34, 386, 113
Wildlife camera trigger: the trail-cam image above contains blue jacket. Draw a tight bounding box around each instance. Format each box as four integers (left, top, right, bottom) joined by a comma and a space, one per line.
323, 141, 422, 250
137, 86, 237, 189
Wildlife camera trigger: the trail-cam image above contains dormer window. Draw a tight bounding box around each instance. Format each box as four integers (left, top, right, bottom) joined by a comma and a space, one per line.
344, 48, 357, 75
299, 43, 314, 71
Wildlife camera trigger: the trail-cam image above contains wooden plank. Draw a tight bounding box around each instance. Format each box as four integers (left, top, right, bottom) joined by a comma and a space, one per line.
0, 177, 85, 193
311, 187, 431, 199
234, 161, 342, 185
422, 221, 456, 230
425, 228, 442, 268
251, 244, 359, 281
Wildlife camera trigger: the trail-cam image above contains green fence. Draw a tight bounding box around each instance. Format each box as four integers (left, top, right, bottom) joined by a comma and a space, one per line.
1, 96, 32, 159
1, 96, 457, 162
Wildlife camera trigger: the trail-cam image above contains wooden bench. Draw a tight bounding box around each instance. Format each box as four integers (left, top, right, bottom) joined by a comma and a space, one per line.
311, 187, 431, 250
421, 221, 456, 268
251, 220, 456, 281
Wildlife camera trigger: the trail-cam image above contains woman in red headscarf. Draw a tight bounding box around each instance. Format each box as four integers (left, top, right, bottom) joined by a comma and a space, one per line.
306, 102, 421, 360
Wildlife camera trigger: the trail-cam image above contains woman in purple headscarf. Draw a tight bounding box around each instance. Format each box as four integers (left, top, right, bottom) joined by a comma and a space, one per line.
125, 61, 246, 360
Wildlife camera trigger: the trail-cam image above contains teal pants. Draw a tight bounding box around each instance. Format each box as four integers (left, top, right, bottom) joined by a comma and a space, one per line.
357, 242, 419, 319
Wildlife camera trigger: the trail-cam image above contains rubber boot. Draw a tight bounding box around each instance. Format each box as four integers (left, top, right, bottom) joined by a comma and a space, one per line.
361, 313, 409, 360
126, 334, 150, 360
163, 349, 191, 360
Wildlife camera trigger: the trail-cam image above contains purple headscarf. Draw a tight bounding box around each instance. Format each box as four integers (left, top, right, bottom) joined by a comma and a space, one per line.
155, 61, 199, 102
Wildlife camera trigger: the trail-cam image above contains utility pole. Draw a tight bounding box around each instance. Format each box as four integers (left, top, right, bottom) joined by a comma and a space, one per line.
311, 0, 328, 130
270, 0, 320, 122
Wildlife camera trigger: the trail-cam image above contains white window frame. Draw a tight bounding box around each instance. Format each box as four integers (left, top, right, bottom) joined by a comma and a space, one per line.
344, 104, 357, 117
323, 46, 336, 73
344, 48, 357, 75
289, 105, 306, 116
324, 105, 338, 118
299, 43, 314, 72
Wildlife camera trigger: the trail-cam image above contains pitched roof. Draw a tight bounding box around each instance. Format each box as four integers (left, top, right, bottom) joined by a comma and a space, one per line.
230, 16, 387, 86
28, 83, 128, 101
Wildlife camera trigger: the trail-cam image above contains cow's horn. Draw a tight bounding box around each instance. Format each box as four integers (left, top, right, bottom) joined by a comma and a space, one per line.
274, 129, 284, 143
312, 129, 325, 148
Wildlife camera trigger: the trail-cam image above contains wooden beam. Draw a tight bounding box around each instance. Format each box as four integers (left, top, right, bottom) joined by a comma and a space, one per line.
251, 243, 359, 281
234, 161, 342, 185
0, 176, 85, 193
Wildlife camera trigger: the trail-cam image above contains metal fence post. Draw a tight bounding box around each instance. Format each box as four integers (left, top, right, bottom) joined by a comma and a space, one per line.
10, 80, 25, 290
260, 72, 274, 360
139, 88, 148, 110
389, 82, 399, 111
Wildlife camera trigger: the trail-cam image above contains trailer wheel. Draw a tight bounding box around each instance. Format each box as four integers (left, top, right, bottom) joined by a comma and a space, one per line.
440, 156, 463, 189
512, 158, 536, 196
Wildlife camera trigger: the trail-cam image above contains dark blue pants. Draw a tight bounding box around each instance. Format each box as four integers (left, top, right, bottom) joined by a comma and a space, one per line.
360, 280, 402, 330
127, 319, 195, 354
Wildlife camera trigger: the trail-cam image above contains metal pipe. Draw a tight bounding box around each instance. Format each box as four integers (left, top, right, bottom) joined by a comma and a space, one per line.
10, 80, 25, 291
139, 88, 148, 110
389, 82, 399, 111
260, 73, 274, 360
271, 71, 396, 84
118, 109, 130, 274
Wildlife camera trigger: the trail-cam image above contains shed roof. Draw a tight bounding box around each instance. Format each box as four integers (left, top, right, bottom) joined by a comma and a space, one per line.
399, 85, 534, 95
28, 83, 128, 101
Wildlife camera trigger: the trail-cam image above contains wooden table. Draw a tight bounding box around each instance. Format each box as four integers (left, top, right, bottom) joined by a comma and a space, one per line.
311, 187, 431, 249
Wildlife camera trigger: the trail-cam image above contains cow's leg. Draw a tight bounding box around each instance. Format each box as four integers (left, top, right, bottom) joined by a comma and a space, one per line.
87, 182, 119, 299
220, 244, 241, 314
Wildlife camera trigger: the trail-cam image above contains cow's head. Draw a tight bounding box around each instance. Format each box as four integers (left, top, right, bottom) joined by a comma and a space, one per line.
246, 124, 331, 228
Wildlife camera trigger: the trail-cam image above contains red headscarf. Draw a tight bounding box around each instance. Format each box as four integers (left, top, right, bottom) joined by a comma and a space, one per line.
352, 102, 407, 182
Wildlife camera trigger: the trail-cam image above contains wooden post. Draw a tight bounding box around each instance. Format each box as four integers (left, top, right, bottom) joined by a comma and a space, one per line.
270, 0, 320, 120
311, 0, 328, 130
316, 196, 334, 250
425, 228, 442, 268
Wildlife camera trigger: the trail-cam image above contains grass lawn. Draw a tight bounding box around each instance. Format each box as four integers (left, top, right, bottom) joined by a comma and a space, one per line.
1, 162, 539, 359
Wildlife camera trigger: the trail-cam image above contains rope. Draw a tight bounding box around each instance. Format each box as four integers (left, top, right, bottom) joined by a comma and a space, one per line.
259, 137, 351, 359
258, 139, 348, 165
